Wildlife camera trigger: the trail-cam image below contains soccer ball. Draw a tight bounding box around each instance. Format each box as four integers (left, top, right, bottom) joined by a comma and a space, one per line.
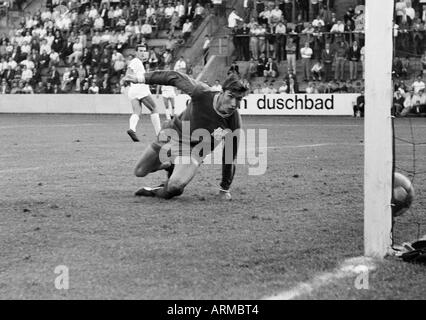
392, 172, 415, 217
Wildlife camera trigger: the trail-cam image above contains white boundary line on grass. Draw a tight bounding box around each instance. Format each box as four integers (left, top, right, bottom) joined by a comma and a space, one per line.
263, 257, 378, 300
0, 123, 101, 130
254, 124, 363, 128
0, 167, 41, 173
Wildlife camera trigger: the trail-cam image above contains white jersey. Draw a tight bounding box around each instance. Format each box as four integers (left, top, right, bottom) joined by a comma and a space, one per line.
127, 57, 151, 100
161, 85, 177, 98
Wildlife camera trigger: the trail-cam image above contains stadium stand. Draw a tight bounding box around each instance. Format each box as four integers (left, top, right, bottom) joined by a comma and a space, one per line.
0, 0, 425, 97
0, 0, 216, 93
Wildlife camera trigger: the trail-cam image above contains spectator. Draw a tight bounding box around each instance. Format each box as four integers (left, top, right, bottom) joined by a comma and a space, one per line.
405, 2, 415, 26
148, 48, 159, 70
258, 5, 271, 25
181, 19, 192, 42
39, 38, 51, 56
99, 73, 110, 94
334, 40, 347, 81
260, 80, 271, 94
310, 0, 320, 20
20, 40, 31, 57
141, 19, 153, 39
173, 56, 187, 73
91, 46, 101, 71
353, 91, 365, 117
165, 2, 175, 22
21, 55, 35, 71
257, 52, 267, 77
278, 79, 288, 93
243, 0, 254, 22
47, 65, 61, 86
68, 37, 83, 65
192, 3, 205, 29
354, 9, 365, 43
98, 56, 111, 77
51, 30, 64, 55
305, 81, 317, 94
22, 81, 34, 94
321, 42, 334, 82
44, 81, 53, 93
312, 15, 325, 29
257, 23, 267, 57
401, 87, 426, 115
228, 8, 243, 28
117, 30, 128, 51
268, 82, 277, 93
392, 89, 405, 116
52, 83, 62, 94
162, 49, 173, 68
170, 12, 180, 35
270, 5, 282, 26
412, 75, 426, 94
3, 65, 15, 85
88, 80, 99, 94
274, 21, 286, 64
264, 57, 278, 78
175, 1, 185, 26
228, 60, 240, 76
311, 60, 323, 81
247, 58, 258, 78
347, 40, 361, 81
249, 22, 260, 60
287, 74, 298, 93
20, 64, 33, 83
0, 78, 10, 94
330, 20, 345, 43
211, 79, 223, 92
300, 42, 313, 81
202, 34, 210, 65
11, 79, 22, 94
286, 37, 297, 74
108, 30, 119, 50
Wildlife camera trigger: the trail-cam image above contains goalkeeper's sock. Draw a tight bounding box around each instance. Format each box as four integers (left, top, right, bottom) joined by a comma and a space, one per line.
153, 183, 184, 199
150, 113, 161, 135
129, 114, 139, 132
165, 163, 175, 179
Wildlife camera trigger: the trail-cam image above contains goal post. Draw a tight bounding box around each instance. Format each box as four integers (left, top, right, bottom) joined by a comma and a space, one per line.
364, 0, 395, 258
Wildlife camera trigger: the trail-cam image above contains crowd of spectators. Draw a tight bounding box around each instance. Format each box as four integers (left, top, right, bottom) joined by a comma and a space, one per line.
393, 74, 426, 116
0, 0, 208, 94
228, 0, 426, 95
1, 0, 426, 95
228, 0, 367, 93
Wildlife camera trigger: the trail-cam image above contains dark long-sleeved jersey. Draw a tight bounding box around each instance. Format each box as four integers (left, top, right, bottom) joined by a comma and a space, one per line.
145, 71, 241, 190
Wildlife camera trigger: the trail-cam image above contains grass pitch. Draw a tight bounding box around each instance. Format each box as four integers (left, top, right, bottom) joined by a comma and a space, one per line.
0, 114, 424, 299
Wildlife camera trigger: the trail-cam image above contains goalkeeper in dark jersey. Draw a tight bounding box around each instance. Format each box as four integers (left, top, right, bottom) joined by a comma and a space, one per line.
123, 70, 249, 200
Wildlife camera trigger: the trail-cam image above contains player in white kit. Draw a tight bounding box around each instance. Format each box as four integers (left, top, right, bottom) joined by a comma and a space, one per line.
126, 45, 161, 142
159, 84, 177, 120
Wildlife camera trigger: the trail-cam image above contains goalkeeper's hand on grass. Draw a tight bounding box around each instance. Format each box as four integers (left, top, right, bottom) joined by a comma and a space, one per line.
218, 189, 232, 201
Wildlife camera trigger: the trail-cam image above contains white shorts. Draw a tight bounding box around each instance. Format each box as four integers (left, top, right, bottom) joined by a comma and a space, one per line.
128, 83, 151, 100
162, 91, 176, 99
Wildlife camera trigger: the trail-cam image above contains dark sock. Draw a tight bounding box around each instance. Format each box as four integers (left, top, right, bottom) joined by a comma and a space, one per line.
165, 163, 175, 179
153, 182, 183, 200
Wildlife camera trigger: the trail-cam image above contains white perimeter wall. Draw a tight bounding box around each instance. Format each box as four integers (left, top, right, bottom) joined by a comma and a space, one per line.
0, 94, 360, 116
